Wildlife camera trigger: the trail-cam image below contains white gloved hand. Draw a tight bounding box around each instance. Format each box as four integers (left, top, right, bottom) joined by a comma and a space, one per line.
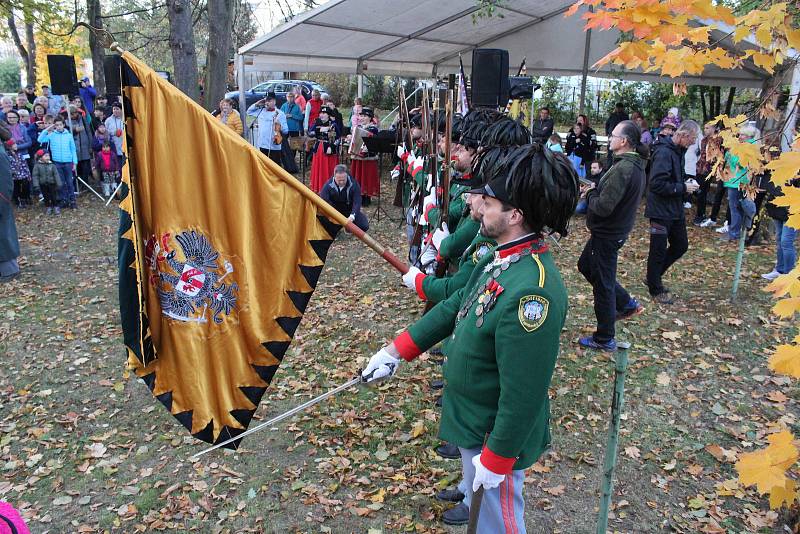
423, 191, 437, 214
431, 224, 450, 250
361, 348, 401, 384
402, 266, 422, 290
420, 244, 437, 267
396, 144, 406, 159
347, 213, 356, 222
472, 454, 506, 492
391, 168, 400, 180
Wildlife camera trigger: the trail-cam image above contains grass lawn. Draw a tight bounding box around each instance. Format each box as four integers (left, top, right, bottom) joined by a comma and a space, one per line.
0, 178, 797, 533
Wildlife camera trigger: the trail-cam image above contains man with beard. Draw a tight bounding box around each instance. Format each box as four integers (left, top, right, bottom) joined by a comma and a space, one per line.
362, 144, 578, 531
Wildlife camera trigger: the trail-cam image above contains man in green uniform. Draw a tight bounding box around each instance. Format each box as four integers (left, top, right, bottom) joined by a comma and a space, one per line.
363, 145, 578, 532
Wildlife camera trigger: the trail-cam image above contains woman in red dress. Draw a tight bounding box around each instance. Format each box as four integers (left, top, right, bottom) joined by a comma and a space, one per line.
310, 105, 341, 193
349, 107, 380, 205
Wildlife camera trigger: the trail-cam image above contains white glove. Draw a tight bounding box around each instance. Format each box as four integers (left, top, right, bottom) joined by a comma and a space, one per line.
391, 168, 400, 180
396, 144, 406, 159
402, 266, 421, 290
347, 213, 355, 222
431, 224, 450, 250
420, 244, 437, 266
426, 173, 434, 192
422, 191, 437, 215
361, 348, 401, 383
472, 454, 506, 492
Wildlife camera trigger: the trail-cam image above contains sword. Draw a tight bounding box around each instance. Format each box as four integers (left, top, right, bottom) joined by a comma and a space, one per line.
192, 373, 382, 459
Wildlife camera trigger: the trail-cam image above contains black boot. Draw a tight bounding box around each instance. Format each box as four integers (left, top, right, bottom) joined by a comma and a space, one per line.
442, 503, 469, 525
435, 442, 460, 459
435, 487, 465, 503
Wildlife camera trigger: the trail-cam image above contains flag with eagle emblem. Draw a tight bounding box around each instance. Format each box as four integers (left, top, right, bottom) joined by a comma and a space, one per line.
117, 51, 340, 448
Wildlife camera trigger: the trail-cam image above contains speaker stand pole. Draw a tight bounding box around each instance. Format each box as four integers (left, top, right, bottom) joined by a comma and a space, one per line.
77, 175, 106, 202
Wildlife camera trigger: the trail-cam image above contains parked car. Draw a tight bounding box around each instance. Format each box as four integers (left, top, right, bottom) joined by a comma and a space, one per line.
225, 80, 327, 110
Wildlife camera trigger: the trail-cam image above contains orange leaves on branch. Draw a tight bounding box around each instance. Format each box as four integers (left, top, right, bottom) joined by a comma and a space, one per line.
736, 430, 799, 506
568, 0, 795, 79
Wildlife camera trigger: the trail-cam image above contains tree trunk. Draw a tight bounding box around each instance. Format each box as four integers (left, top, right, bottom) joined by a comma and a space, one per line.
712, 86, 721, 117
24, 21, 35, 87
7, 13, 36, 86
167, 0, 200, 100
724, 87, 736, 116
87, 0, 106, 94
204, 0, 233, 111
700, 86, 707, 122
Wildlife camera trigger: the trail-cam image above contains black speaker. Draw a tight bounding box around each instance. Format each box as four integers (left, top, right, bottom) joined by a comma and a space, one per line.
471, 49, 510, 109
104, 55, 122, 96
509, 77, 540, 100
46, 55, 78, 96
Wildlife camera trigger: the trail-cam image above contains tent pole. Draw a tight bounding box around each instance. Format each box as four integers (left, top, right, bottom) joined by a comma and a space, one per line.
357, 74, 364, 98
236, 53, 246, 139
578, 6, 593, 114
781, 61, 800, 151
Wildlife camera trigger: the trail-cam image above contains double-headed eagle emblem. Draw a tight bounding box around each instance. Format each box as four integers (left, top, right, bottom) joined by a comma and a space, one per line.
144, 230, 239, 324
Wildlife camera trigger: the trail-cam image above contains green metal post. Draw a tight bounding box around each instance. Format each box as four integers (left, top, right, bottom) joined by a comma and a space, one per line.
731, 231, 747, 302
596, 346, 629, 534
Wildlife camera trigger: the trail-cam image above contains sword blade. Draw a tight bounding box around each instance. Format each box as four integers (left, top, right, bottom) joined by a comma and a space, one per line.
191, 376, 361, 459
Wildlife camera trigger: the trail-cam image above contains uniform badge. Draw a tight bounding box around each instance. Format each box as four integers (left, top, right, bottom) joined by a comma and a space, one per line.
472, 243, 491, 264
145, 230, 239, 324
518, 295, 548, 332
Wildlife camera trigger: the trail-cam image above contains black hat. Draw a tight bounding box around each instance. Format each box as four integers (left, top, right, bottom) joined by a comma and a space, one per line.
480, 116, 531, 148
409, 111, 423, 129
468, 175, 513, 205
265, 91, 277, 100
359, 107, 374, 118
320, 105, 334, 115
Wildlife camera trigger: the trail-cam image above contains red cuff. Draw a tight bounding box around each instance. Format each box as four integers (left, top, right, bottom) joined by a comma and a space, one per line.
393, 331, 422, 362
481, 445, 516, 475
401, 152, 409, 162
424, 203, 435, 223
414, 273, 427, 300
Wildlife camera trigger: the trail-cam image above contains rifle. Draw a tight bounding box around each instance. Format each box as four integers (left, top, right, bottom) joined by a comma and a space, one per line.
408, 87, 430, 265
422, 91, 453, 313
392, 86, 414, 208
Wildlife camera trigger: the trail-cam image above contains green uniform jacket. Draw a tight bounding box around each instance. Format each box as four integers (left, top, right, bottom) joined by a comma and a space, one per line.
427, 178, 471, 231
416, 232, 496, 303
439, 216, 480, 262
394, 235, 568, 473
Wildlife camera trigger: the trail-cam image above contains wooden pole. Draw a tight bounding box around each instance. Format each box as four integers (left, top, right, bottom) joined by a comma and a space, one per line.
111, 43, 409, 275
596, 344, 630, 534
731, 231, 747, 302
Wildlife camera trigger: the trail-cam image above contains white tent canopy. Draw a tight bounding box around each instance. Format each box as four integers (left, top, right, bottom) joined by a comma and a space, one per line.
238, 0, 770, 88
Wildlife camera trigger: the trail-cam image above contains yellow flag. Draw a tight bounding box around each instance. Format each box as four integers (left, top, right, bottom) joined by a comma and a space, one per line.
118, 52, 341, 447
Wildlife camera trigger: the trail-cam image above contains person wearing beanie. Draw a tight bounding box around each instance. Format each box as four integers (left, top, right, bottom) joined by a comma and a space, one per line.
94, 141, 121, 198
362, 144, 578, 531
32, 150, 62, 215
6, 139, 31, 208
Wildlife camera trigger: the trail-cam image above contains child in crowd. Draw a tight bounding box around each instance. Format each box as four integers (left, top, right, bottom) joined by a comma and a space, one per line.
94, 141, 121, 198
32, 150, 61, 215
659, 107, 681, 129
546, 133, 563, 152
575, 160, 605, 215
6, 140, 31, 207
93, 123, 110, 153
